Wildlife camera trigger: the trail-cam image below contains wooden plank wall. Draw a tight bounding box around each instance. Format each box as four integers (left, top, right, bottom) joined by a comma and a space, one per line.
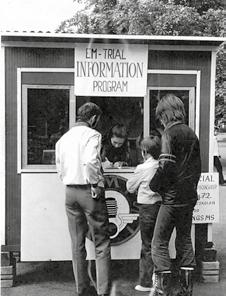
5, 47, 74, 248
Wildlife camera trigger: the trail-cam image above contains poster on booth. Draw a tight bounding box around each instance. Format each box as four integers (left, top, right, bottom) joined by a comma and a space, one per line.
74, 43, 148, 96
193, 172, 219, 224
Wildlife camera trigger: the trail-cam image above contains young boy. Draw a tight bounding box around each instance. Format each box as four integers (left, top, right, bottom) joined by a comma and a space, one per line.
126, 134, 162, 292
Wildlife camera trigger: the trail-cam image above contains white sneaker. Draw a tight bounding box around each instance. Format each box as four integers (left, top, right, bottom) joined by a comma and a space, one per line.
135, 285, 152, 292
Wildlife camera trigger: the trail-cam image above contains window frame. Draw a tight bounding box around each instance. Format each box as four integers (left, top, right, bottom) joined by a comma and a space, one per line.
20, 84, 74, 172
147, 86, 195, 131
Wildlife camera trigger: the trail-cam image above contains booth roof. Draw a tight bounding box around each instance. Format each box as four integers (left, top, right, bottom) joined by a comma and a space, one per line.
1, 31, 225, 47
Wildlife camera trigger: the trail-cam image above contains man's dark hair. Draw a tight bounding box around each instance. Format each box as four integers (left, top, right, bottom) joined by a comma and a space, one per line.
156, 93, 186, 125
140, 135, 161, 160
77, 102, 102, 122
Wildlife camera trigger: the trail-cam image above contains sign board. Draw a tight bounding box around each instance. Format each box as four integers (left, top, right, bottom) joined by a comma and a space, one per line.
193, 173, 219, 223
74, 43, 148, 96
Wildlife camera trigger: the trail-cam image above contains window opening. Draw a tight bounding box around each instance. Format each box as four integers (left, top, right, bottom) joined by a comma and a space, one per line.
76, 96, 144, 167
22, 86, 70, 168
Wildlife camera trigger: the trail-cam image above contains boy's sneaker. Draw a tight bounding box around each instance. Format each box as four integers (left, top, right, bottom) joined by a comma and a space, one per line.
135, 285, 152, 292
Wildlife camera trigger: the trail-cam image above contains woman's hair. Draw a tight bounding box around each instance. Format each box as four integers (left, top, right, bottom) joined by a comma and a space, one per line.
77, 102, 102, 122
140, 134, 161, 160
156, 93, 186, 125
110, 124, 128, 139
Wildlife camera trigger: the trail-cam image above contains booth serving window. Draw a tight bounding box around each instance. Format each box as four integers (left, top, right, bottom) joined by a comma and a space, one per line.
22, 85, 74, 169
148, 88, 195, 132
76, 96, 144, 167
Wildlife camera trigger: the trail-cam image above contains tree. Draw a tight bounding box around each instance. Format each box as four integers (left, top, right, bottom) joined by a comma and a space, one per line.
57, 0, 223, 36
215, 44, 225, 125
56, 0, 224, 122
172, 0, 223, 14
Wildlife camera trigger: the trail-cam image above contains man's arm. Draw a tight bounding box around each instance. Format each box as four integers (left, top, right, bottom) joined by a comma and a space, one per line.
84, 133, 104, 186
55, 140, 63, 180
149, 132, 177, 193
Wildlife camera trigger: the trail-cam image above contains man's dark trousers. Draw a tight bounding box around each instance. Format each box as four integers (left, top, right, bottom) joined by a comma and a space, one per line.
151, 203, 196, 272
65, 185, 111, 295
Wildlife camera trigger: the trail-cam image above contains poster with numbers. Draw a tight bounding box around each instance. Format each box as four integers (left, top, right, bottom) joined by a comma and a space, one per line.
193, 173, 219, 223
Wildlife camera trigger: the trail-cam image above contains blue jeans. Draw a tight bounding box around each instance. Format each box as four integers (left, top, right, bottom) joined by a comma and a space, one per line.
152, 203, 196, 273
65, 185, 111, 295
139, 202, 161, 286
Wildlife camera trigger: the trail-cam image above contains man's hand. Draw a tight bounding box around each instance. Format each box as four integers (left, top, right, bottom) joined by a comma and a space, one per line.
91, 186, 102, 199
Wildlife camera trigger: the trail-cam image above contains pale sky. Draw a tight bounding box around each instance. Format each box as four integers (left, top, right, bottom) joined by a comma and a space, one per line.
0, 0, 83, 32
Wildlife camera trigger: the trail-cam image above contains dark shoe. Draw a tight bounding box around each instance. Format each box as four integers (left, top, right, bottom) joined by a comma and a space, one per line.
78, 286, 97, 296
149, 271, 172, 296
178, 267, 194, 296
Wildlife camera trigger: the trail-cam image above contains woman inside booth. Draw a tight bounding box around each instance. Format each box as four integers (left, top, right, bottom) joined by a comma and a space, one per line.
101, 123, 130, 168
76, 96, 144, 168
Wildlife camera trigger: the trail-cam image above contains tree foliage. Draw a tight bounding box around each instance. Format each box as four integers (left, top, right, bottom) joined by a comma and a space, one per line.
172, 0, 223, 14
56, 0, 224, 123
57, 0, 223, 36
215, 44, 225, 124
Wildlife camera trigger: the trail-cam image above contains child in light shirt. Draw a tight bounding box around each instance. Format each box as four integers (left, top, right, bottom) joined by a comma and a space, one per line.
126, 134, 162, 292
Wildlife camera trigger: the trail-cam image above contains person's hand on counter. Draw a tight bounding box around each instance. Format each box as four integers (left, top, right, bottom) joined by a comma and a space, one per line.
102, 157, 113, 169
113, 161, 128, 168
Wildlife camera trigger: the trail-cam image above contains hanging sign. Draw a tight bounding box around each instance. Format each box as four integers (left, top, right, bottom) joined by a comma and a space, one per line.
74, 43, 148, 96
193, 173, 219, 223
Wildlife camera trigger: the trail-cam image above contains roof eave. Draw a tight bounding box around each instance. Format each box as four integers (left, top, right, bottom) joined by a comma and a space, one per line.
1, 32, 225, 47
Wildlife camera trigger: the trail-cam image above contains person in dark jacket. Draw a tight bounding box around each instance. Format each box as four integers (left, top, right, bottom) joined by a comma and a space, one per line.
149, 94, 201, 296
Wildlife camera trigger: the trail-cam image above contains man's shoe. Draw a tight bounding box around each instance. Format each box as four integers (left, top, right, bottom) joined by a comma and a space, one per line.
149, 271, 172, 296
178, 267, 194, 296
78, 286, 97, 296
135, 284, 152, 292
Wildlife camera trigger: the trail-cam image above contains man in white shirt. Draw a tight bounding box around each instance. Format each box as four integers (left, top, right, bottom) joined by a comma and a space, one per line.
56, 102, 111, 296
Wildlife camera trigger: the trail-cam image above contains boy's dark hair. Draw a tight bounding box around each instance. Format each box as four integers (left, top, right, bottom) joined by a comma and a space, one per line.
140, 135, 161, 160
77, 102, 102, 122
156, 93, 186, 125
110, 124, 128, 139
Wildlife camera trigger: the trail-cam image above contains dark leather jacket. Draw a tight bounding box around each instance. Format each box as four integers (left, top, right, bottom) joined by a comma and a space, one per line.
149, 121, 201, 205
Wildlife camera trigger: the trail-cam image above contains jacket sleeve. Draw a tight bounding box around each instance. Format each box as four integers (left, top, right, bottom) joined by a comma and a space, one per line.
84, 133, 104, 186
149, 131, 177, 194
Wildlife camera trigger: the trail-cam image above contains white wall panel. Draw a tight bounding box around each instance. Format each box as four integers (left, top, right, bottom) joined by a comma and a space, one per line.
21, 173, 194, 261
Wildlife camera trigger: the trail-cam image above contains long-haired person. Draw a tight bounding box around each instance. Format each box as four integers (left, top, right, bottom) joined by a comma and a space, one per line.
149, 94, 201, 296
101, 123, 130, 168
